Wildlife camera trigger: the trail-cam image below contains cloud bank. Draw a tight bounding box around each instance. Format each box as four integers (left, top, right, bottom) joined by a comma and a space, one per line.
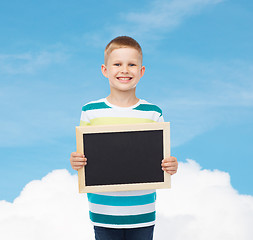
155, 160, 253, 239
0, 170, 93, 240
1, 160, 252, 240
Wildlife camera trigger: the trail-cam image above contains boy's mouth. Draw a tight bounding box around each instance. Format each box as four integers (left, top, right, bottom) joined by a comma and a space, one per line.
117, 77, 132, 82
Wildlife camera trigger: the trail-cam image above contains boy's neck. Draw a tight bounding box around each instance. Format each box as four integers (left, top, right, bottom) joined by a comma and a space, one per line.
106, 92, 139, 108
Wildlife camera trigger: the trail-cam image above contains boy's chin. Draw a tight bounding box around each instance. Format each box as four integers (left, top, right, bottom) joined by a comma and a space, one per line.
110, 85, 137, 92
109, 81, 139, 91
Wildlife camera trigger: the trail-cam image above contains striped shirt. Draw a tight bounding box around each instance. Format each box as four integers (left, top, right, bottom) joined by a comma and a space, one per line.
80, 98, 164, 229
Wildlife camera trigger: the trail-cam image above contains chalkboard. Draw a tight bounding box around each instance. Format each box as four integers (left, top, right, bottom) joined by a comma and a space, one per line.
76, 122, 170, 193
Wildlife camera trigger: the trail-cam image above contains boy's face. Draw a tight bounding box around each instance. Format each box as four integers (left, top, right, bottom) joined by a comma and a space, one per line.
101, 47, 145, 93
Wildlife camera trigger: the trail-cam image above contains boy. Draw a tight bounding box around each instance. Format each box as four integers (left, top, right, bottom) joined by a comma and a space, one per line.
70, 36, 178, 240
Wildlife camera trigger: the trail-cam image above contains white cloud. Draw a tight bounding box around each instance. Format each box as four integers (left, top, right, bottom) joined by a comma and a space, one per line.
0, 170, 94, 240
0, 50, 68, 74
83, 0, 223, 47
1, 160, 252, 240
155, 160, 253, 240
162, 58, 253, 107
157, 58, 253, 146
122, 0, 223, 36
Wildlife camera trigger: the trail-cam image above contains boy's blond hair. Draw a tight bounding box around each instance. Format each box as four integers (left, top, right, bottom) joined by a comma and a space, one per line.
104, 36, 143, 65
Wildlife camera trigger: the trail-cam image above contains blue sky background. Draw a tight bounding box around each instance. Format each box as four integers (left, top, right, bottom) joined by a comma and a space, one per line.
0, 0, 252, 202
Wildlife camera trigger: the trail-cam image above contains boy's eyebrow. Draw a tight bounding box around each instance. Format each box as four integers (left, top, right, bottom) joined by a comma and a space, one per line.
111, 61, 139, 64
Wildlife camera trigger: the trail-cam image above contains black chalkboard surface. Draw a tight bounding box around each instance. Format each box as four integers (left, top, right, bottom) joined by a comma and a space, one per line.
76, 122, 170, 193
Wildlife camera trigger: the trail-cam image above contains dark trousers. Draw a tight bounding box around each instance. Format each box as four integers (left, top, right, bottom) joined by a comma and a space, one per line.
94, 225, 154, 240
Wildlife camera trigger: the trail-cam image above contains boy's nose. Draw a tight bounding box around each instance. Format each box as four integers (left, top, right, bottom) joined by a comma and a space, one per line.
121, 65, 129, 73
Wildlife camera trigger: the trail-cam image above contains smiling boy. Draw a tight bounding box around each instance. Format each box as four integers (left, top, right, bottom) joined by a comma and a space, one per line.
70, 36, 178, 240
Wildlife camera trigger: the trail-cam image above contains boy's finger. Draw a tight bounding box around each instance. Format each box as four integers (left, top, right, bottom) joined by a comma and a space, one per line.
162, 166, 177, 170
72, 152, 85, 157
73, 161, 87, 166
162, 167, 177, 174
161, 162, 176, 167
162, 158, 176, 164
72, 157, 87, 162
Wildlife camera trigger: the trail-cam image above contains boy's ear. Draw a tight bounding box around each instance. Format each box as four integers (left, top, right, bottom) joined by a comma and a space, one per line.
140, 65, 145, 78
101, 64, 108, 78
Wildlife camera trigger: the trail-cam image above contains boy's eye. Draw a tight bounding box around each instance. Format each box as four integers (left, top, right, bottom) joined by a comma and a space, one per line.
114, 63, 120, 66
129, 64, 136, 66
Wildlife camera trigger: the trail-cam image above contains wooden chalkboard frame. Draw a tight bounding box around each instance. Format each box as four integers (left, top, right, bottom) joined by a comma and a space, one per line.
76, 122, 170, 193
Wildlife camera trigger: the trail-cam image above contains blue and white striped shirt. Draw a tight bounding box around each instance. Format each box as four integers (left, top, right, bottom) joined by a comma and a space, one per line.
80, 98, 164, 228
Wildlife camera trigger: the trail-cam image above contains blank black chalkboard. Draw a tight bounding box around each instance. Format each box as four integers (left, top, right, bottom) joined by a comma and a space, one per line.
84, 130, 164, 186
76, 122, 170, 193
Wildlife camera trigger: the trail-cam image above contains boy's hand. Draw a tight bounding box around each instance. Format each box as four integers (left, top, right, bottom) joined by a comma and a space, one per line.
161, 156, 178, 175
70, 152, 87, 170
